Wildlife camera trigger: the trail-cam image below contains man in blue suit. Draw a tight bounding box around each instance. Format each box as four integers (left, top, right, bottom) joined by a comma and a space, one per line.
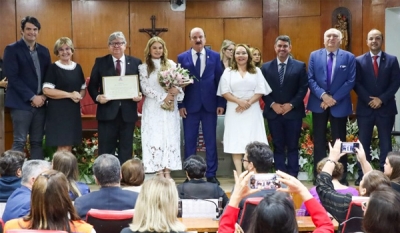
3, 16, 51, 159
261, 35, 308, 177
178, 27, 225, 184
307, 28, 356, 185
354, 29, 400, 185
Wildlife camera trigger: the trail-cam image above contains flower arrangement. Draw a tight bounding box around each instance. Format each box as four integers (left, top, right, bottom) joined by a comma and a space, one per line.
158, 64, 195, 111
298, 129, 314, 178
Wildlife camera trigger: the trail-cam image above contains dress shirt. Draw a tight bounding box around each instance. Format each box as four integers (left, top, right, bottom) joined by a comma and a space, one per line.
369, 51, 382, 67
191, 48, 205, 77
112, 55, 126, 76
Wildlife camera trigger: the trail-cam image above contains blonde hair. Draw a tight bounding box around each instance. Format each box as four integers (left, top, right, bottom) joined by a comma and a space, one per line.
129, 177, 186, 232
220, 39, 235, 61
143, 36, 170, 75
53, 37, 75, 56
250, 47, 263, 68
231, 44, 257, 74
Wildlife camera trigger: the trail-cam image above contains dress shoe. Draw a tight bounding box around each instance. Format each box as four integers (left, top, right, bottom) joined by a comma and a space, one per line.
355, 177, 362, 186
207, 177, 220, 185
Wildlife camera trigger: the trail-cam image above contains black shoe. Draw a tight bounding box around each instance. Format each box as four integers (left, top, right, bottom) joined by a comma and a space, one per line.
207, 177, 220, 185
355, 177, 362, 186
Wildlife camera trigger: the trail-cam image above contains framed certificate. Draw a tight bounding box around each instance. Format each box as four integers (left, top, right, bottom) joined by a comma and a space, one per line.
102, 75, 139, 100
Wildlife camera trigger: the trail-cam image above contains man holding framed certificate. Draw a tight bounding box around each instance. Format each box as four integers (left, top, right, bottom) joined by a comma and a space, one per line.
88, 31, 142, 164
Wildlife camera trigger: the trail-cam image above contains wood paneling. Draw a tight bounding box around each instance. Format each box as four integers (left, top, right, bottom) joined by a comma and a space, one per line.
279, 16, 321, 63
130, 1, 185, 62
185, 19, 224, 53
362, 0, 386, 53
279, 0, 320, 17
0, 0, 17, 57
17, 0, 72, 62
72, 1, 129, 49
186, 0, 262, 18
224, 18, 263, 50
263, 0, 279, 61
73, 49, 110, 79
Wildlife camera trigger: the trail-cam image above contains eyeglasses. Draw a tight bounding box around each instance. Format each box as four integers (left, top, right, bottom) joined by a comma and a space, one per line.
361, 201, 368, 211
226, 48, 234, 52
241, 158, 249, 163
109, 42, 125, 47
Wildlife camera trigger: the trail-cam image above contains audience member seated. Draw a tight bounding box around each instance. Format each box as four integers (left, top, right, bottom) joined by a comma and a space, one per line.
316, 139, 391, 223
362, 186, 400, 233
3, 170, 94, 233
219, 170, 334, 233
299, 158, 358, 215
120, 177, 187, 233
234, 142, 275, 220
74, 154, 139, 219
121, 158, 145, 193
0, 150, 25, 202
177, 155, 229, 207
2, 160, 50, 222
384, 152, 400, 193
52, 151, 90, 200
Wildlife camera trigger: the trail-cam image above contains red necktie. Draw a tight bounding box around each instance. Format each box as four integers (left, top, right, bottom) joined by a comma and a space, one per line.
116, 59, 121, 76
373, 55, 379, 77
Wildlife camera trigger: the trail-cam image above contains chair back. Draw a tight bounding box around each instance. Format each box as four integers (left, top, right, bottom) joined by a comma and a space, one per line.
86, 209, 134, 233
81, 77, 98, 130
239, 197, 263, 232
341, 200, 364, 233
6, 230, 68, 233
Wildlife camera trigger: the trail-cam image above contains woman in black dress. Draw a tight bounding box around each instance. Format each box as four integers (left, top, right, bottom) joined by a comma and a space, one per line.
43, 37, 85, 152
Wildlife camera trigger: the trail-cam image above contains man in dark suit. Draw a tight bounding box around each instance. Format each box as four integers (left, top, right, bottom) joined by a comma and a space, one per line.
354, 29, 400, 185
261, 35, 308, 177
177, 27, 225, 184
3, 16, 51, 159
307, 28, 356, 185
74, 154, 138, 219
88, 31, 142, 164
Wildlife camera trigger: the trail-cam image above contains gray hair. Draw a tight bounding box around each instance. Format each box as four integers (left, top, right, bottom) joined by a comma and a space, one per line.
21, 160, 51, 185
108, 31, 126, 45
93, 154, 121, 186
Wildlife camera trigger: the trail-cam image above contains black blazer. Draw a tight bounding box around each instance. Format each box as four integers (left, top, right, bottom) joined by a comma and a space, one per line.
261, 57, 308, 120
88, 54, 142, 122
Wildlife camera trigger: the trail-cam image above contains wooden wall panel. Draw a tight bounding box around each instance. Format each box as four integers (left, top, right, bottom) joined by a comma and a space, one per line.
186, 0, 262, 18
0, 0, 17, 58
362, 0, 386, 53
73, 49, 110, 78
263, 0, 279, 61
224, 18, 263, 50
16, 0, 72, 62
185, 19, 224, 54
279, 0, 320, 17
72, 1, 129, 49
130, 1, 185, 62
279, 16, 320, 63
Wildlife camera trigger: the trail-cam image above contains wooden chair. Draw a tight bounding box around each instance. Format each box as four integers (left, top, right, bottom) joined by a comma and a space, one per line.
86, 209, 135, 233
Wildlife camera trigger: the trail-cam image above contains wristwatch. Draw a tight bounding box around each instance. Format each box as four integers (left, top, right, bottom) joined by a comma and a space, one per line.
326, 159, 337, 165
289, 104, 294, 109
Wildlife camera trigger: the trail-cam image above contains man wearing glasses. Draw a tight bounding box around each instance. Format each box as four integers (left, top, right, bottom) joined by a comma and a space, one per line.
88, 31, 142, 164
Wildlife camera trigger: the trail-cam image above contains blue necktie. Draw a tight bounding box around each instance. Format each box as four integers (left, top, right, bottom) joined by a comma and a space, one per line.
279, 63, 285, 86
195, 52, 201, 77
327, 52, 334, 91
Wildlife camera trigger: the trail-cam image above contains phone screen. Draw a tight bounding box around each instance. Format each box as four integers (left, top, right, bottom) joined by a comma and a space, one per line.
249, 173, 281, 190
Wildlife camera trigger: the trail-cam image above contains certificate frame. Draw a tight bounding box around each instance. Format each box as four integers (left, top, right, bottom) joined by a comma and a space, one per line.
102, 75, 139, 100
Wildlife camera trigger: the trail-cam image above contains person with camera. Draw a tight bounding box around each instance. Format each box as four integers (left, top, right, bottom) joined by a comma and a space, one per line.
219, 170, 334, 233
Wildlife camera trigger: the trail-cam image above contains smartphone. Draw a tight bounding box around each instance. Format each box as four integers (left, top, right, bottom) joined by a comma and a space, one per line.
249, 173, 281, 190
340, 142, 360, 153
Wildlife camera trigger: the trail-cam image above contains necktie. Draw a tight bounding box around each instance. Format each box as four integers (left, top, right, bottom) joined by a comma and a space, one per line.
327, 52, 334, 91
116, 59, 121, 76
373, 55, 379, 77
195, 52, 201, 77
279, 63, 285, 86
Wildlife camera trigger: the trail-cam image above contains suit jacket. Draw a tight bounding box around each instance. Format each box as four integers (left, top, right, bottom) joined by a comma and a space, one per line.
177, 48, 225, 113
74, 186, 138, 219
261, 57, 308, 120
307, 49, 356, 117
354, 51, 400, 117
3, 39, 51, 110
88, 54, 142, 122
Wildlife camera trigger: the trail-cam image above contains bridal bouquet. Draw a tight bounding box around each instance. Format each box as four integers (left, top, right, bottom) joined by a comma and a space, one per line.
158, 64, 195, 111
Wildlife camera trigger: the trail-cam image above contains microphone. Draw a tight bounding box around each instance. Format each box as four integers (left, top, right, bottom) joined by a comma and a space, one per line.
339, 217, 364, 226
179, 192, 223, 219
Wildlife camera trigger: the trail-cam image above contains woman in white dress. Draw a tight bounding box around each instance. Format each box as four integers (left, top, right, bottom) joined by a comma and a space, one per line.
217, 44, 272, 174
139, 37, 183, 179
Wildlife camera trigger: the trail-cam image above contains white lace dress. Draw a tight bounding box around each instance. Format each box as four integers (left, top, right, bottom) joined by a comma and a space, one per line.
139, 59, 184, 173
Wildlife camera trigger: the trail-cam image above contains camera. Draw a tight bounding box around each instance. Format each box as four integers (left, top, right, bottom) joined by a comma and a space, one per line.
340, 142, 359, 153
249, 173, 281, 190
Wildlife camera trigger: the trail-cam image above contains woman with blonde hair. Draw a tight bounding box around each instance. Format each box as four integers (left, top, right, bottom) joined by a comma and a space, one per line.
220, 39, 235, 69
52, 151, 90, 200
250, 47, 263, 68
4, 170, 94, 233
121, 177, 186, 233
139, 37, 183, 179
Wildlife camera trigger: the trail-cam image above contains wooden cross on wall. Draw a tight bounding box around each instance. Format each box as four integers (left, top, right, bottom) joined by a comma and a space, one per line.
139, 15, 168, 37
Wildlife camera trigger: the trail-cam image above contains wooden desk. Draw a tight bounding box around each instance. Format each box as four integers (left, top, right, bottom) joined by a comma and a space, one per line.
179, 218, 219, 233
297, 216, 339, 232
